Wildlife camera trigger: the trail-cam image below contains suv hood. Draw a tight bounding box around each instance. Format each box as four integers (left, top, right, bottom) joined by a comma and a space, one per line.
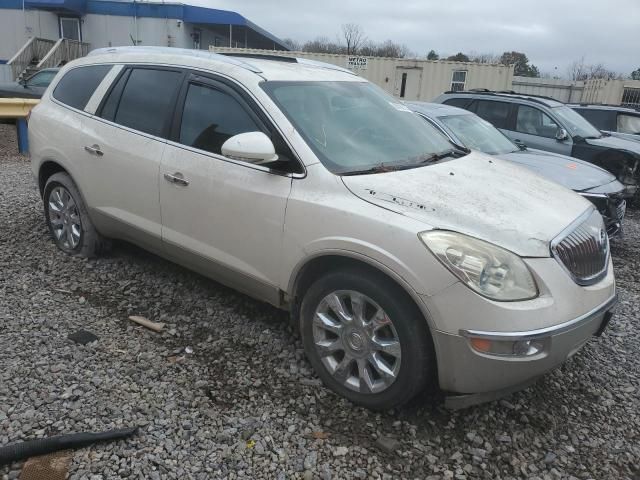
498, 148, 616, 191
341, 152, 591, 257
585, 134, 640, 154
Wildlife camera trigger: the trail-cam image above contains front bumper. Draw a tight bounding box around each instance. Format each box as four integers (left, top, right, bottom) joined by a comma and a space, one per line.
431, 294, 616, 406
580, 193, 626, 237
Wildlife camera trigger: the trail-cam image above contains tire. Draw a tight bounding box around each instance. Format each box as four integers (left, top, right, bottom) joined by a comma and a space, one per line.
43, 172, 110, 258
300, 268, 436, 410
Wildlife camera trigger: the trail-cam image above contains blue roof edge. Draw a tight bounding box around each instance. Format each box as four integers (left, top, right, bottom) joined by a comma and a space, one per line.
0, 0, 288, 49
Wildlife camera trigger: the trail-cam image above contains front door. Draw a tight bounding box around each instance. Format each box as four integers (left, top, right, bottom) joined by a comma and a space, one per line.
394, 68, 422, 100
159, 75, 292, 303
59, 17, 81, 41
508, 104, 573, 155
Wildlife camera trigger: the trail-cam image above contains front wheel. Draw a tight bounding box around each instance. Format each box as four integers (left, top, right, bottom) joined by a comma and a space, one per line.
300, 268, 436, 410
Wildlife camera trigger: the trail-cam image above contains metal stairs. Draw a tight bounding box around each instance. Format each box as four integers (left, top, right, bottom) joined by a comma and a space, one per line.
7, 37, 90, 81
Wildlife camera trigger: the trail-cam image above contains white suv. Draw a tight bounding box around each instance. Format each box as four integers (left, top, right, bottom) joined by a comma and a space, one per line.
29, 47, 616, 410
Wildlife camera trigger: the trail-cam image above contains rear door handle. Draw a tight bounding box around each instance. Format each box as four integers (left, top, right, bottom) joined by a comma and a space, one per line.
164, 172, 189, 187
84, 144, 103, 156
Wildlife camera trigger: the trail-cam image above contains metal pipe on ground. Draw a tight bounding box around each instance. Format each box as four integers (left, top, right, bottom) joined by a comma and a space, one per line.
0, 427, 138, 466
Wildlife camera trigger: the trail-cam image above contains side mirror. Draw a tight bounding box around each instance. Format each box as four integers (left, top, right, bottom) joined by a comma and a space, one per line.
555, 128, 569, 141
221, 132, 279, 165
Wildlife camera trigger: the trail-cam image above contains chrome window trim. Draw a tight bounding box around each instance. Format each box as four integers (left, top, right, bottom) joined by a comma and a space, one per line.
460, 293, 617, 341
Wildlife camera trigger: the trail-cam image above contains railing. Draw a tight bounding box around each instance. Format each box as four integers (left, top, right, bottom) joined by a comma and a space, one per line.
7, 37, 57, 80
37, 39, 91, 70
0, 98, 40, 154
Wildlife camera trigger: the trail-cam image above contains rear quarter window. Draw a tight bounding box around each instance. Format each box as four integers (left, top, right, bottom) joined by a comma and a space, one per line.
474, 100, 512, 129
52, 65, 112, 110
573, 108, 615, 130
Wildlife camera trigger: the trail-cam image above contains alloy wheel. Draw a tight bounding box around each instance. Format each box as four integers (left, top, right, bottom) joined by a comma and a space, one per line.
47, 186, 82, 250
312, 290, 402, 394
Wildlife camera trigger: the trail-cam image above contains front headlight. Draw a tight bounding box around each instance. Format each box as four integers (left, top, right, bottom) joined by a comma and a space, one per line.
419, 231, 538, 301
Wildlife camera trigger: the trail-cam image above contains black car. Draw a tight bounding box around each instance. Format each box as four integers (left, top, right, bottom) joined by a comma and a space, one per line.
434, 91, 640, 199
0, 68, 60, 99
409, 101, 627, 236
570, 104, 640, 143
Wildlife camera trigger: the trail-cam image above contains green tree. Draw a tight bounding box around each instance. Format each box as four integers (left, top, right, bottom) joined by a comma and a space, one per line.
500, 51, 540, 77
427, 49, 439, 60
631, 67, 640, 80
446, 52, 470, 62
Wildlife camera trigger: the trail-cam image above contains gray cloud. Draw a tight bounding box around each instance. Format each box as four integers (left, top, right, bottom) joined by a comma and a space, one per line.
189, 0, 639, 76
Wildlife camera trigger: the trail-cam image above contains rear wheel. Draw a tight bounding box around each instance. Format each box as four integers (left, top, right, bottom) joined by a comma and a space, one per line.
43, 172, 110, 257
300, 268, 435, 410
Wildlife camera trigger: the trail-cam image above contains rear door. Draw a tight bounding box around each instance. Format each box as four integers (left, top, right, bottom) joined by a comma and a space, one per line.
159, 73, 295, 303
510, 104, 573, 155
80, 66, 185, 251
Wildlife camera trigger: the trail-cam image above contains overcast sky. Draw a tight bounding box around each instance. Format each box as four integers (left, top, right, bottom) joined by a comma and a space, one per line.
189, 0, 639, 77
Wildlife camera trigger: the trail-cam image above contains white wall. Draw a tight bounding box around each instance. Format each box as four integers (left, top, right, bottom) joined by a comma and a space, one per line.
0, 9, 59, 61
0, 8, 218, 60
211, 47, 514, 102
511, 77, 585, 103
513, 76, 640, 105
82, 14, 192, 49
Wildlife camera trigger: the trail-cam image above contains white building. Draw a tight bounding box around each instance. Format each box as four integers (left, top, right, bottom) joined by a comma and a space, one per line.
0, 0, 288, 80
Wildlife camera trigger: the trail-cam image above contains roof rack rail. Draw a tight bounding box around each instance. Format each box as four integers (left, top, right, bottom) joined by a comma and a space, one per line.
218, 52, 298, 63
295, 58, 355, 75
442, 88, 563, 106
88, 46, 264, 73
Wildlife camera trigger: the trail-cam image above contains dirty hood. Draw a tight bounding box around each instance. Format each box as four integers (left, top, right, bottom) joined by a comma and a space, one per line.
498, 149, 616, 191
341, 152, 592, 257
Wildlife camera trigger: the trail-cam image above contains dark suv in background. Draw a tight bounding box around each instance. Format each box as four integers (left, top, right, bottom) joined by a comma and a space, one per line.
433, 91, 640, 199
570, 104, 640, 143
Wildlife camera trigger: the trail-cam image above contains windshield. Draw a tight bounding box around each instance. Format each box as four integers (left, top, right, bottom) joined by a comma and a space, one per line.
552, 105, 602, 139
438, 114, 517, 155
261, 81, 457, 174
27, 70, 57, 87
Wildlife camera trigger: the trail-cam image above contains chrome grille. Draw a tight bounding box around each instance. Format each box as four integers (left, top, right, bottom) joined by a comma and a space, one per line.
551, 209, 609, 286
616, 199, 627, 221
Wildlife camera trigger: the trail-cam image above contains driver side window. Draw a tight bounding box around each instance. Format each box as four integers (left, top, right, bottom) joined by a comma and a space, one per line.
179, 83, 261, 156
516, 105, 559, 138
178, 81, 301, 173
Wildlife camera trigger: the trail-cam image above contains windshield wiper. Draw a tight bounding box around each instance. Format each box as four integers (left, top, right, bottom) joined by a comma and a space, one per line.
341, 163, 409, 176
341, 148, 468, 176
414, 148, 468, 164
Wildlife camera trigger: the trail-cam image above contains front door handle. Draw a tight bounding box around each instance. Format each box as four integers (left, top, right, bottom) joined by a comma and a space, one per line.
84, 144, 104, 156
164, 172, 189, 187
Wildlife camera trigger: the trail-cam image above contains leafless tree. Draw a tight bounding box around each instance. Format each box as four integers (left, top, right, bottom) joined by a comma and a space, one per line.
569, 57, 619, 80
468, 51, 500, 64
302, 36, 343, 54
341, 23, 366, 55
282, 37, 301, 51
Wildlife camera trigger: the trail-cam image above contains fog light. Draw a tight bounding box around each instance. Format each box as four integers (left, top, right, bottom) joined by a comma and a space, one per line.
468, 337, 545, 357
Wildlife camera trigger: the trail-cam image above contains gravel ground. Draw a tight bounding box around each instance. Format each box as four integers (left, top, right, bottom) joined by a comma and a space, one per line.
0, 122, 638, 480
